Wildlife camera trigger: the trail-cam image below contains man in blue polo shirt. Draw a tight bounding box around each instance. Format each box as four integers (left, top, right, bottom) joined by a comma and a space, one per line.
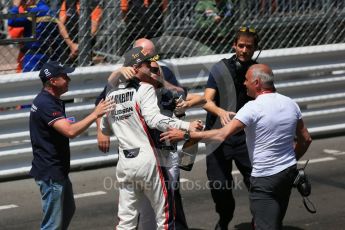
29, 61, 113, 230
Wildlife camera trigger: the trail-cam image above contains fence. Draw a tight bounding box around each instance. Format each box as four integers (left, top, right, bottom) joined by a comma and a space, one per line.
1, 0, 345, 73
1, 43, 345, 181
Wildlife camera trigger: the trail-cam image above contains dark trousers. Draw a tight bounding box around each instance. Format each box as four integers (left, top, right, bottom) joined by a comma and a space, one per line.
206, 141, 252, 227
249, 165, 297, 230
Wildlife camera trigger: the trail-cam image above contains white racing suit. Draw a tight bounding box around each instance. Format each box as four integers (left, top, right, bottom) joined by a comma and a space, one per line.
138, 88, 184, 230
101, 79, 189, 230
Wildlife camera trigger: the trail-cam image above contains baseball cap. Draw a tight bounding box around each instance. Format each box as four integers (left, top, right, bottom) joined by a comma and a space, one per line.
123, 47, 155, 67
39, 61, 75, 83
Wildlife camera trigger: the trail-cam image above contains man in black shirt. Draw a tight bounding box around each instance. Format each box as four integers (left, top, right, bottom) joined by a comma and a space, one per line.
203, 26, 259, 230
30, 61, 112, 230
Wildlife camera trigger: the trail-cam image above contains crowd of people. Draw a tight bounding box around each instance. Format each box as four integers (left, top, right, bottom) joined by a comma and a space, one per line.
4, 0, 237, 72
28, 22, 312, 230
2, 0, 344, 74
6, 0, 106, 72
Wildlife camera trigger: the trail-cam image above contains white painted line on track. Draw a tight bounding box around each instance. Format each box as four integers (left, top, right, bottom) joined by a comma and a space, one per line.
0, 204, 18, 211
181, 170, 241, 183
298, 157, 336, 164
323, 149, 340, 154
323, 149, 345, 156
74, 191, 107, 199
181, 157, 336, 181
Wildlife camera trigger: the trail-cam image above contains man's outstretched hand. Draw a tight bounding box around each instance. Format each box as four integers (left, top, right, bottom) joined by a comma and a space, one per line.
160, 127, 185, 143
189, 120, 204, 131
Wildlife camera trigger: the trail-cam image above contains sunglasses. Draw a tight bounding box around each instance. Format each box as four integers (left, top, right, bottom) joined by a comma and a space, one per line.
239, 26, 256, 34
150, 54, 160, 62
150, 66, 160, 75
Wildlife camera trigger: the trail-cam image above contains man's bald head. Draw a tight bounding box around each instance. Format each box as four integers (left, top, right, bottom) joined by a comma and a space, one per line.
248, 64, 275, 90
134, 38, 156, 56
250, 64, 273, 75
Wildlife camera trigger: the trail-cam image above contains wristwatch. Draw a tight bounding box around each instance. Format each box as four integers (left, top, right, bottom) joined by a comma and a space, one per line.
183, 130, 190, 141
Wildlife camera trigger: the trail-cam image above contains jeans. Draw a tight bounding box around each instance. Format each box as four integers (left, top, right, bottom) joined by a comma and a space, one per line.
35, 177, 76, 230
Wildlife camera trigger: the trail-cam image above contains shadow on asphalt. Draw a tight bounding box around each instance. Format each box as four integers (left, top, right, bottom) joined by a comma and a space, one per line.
234, 222, 252, 230
283, 227, 304, 230
234, 222, 304, 230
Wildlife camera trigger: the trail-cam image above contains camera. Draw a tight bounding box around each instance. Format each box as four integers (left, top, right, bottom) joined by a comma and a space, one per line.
293, 167, 311, 197
293, 160, 316, 214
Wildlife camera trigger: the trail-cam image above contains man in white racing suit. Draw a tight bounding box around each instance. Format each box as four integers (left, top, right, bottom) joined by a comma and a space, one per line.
101, 47, 201, 230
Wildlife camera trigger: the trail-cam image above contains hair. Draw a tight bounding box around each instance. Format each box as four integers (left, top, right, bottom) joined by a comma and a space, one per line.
42, 79, 52, 88
252, 67, 275, 90
234, 27, 259, 49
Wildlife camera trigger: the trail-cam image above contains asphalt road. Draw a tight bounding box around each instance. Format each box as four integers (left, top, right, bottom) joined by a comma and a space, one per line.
1, 135, 345, 230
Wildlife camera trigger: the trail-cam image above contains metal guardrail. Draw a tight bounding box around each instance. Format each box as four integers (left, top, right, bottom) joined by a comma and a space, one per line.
1, 44, 345, 181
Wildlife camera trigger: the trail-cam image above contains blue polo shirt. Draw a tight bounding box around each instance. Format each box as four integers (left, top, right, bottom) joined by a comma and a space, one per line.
29, 90, 70, 181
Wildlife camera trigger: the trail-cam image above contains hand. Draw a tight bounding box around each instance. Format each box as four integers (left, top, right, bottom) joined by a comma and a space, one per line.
93, 99, 116, 118
214, 15, 222, 23
160, 127, 185, 143
176, 99, 190, 109
97, 130, 110, 153
13, 0, 22, 7
189, 120, 204, 131
69, 42, 79, 59
219, 110, 236, 126
119, 67, 136, 80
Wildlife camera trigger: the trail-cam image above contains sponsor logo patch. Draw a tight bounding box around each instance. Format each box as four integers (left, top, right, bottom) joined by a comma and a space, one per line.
66, 116, 76, 123
123, 148, 140, 158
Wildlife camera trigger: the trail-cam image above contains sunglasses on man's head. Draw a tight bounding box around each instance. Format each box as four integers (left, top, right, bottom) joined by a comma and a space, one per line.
150, 54, 160, 62
239, 26, 256, 34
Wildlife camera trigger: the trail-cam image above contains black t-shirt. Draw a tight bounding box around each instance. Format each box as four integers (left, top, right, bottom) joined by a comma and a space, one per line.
29, 90, 70, 181
205, 55, 255, 144
161, 65, 181, 87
